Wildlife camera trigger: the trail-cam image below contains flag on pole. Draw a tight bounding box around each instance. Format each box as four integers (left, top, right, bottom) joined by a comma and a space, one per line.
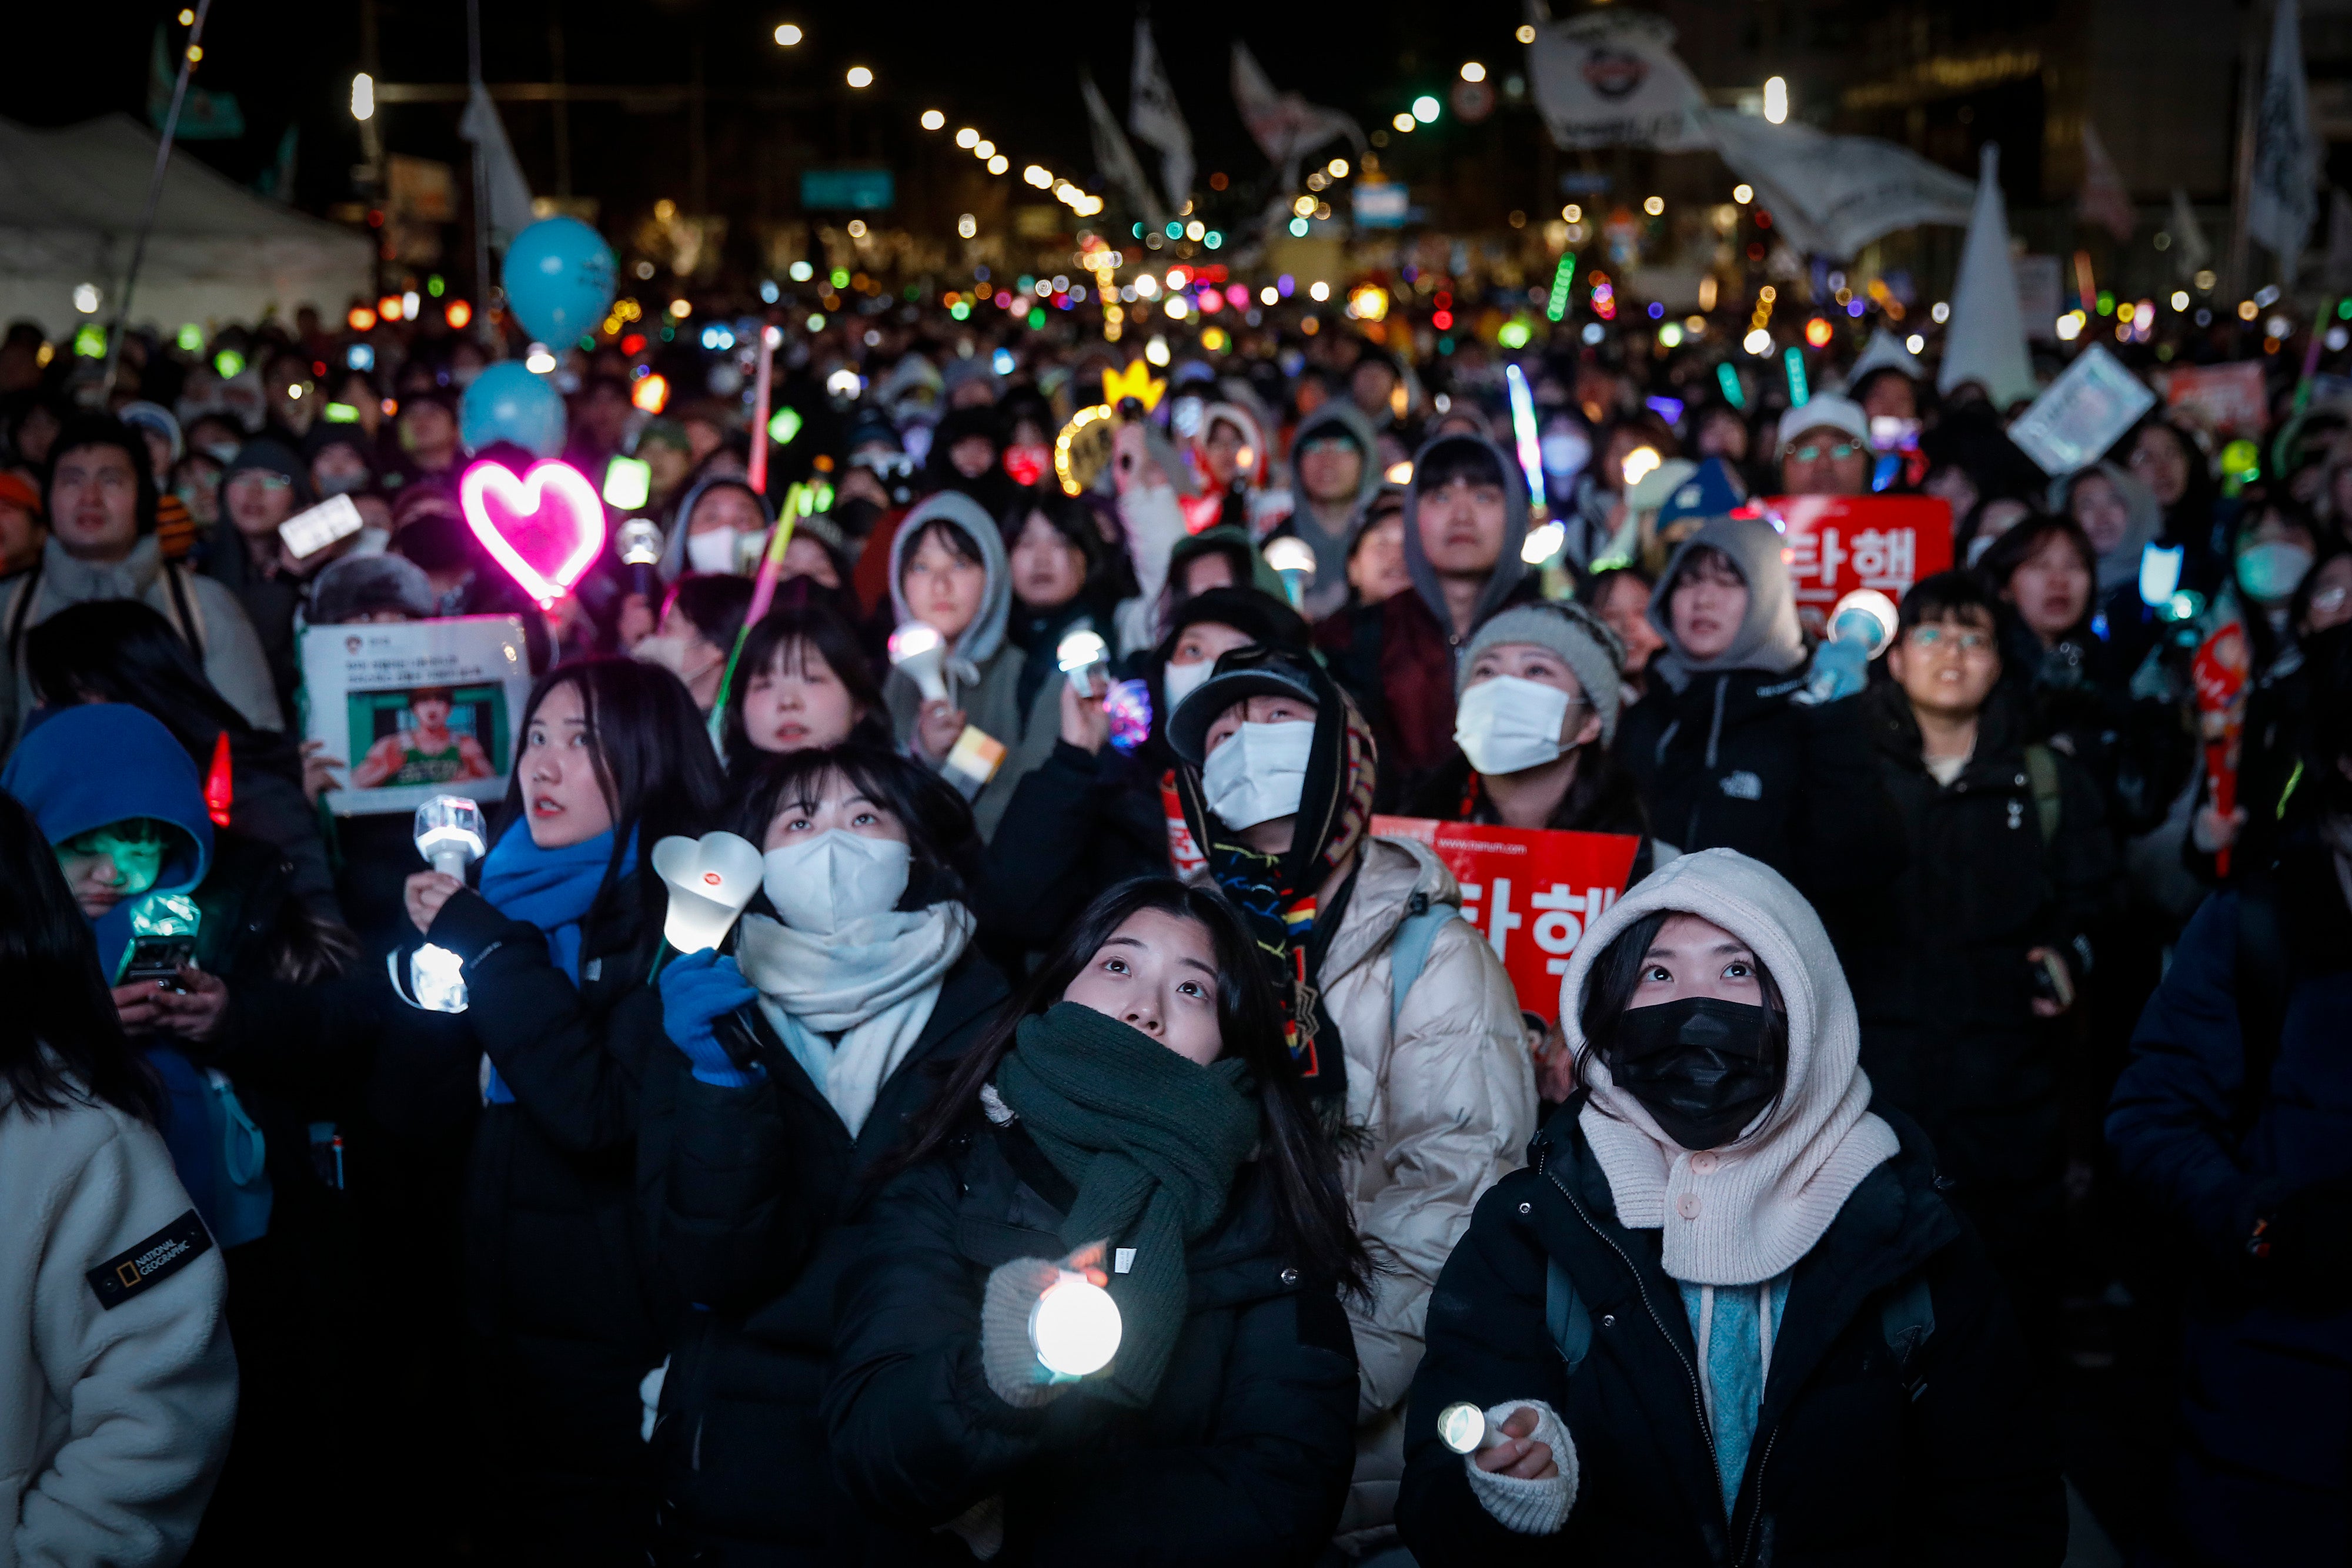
2249, 0, 2319, 275
1702, 110, 1976, 260
1083, 73, 1167, 231
1128, 20, 1195, 217
1939, 143, 2039, 410
2170, 187, 2215, 278
2079, 122, 2136, 242
459, 84, 535, 249
1231, 42, 1364, 170
1524, 9, 1710, 151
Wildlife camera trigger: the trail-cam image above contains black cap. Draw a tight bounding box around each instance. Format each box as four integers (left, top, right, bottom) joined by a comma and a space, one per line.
1167, 644, 1327, 766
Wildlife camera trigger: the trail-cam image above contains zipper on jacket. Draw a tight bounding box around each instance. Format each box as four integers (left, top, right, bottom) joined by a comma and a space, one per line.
1736, 1423, 1778, 1567
1543, 1166, 1727, 1510
1705, 676, 1728, 770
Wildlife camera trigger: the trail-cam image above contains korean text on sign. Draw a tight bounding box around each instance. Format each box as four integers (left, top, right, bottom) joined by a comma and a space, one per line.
1748, 495, 1954, 609
1370, 817, 1642, 1024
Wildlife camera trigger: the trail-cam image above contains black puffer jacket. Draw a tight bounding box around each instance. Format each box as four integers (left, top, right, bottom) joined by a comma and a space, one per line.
399, 876, 672, 1566
1617, 673, 1905, 915
823, 1106, 1361, 1566
637, 951, 1010, 1566
1398, 1100, 2064, 1568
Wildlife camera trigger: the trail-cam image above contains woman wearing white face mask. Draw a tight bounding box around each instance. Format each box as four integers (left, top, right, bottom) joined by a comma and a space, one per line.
659, 476, 773, 580
643, 743, 1010, 1563
1408, 601, 1666, 882
1167, 645, 1531, 1556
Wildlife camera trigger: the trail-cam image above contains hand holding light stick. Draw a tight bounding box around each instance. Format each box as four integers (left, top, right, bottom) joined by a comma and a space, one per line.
1030, 1265, 1122, 1378
406, 795, 486, 1012
1263, 536, 1317, 611
1438, 1401, 1511, 1456
1055, 627, 1111, 696
1827, 588, 1899, 657
890, 622, 951, 703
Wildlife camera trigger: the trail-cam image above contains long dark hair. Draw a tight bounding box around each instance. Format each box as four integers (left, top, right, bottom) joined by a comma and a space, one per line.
727, 743, 980, 915
1576, 909, 1790, 1126
497, 657, 726, 927
891, 876, 1373, 1296
718, 604, 890, 772
0, 793, 155, 1120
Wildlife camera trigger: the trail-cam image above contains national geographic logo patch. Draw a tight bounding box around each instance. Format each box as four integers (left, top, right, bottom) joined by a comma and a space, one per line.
86, 1209, 213, 1310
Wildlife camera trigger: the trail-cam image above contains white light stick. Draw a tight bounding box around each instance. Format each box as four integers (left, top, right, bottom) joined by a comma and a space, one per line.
1055, 628, 1111, 695
1828, 588, 1900, 658
1029, 1271, 1122, 1378
650, 831, 763, 952
889, 621, 950, 702
1437, 1400, 1507, 1456
1505, 362, 1548, 516
1264, 535, 1317, 610
617, 518, 664, 567
408, 795, 487, 1013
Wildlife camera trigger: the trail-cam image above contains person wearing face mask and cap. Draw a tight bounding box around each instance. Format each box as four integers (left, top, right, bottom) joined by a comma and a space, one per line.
640, 744, 1010, 1564
661, 474, 773, 581
1167, 644, 1531, 1557
1397, 848, 2064, 1566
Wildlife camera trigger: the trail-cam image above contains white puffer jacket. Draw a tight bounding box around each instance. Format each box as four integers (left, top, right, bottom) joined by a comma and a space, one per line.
1, 1080, 237, 1568
1319, 835, 1535, 1540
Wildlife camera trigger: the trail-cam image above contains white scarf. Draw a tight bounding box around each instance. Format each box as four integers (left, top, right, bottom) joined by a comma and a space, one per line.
1559, 850, 1899, 1288
734, 902, 974, 1137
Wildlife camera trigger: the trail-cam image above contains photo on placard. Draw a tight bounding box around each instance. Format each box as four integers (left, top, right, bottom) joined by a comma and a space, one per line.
345, 684, 505, 790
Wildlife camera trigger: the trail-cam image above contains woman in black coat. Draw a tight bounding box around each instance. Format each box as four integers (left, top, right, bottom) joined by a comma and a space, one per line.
822, 877, 1369, 1566
389, 657, 723, 1565
639, 744, 1009, 1564
1398, 849, 2063, 1567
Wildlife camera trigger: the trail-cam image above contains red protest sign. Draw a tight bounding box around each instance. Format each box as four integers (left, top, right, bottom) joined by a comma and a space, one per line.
2162, 362, 2269, 441
1371, 817, 1642, 1025
1745, 494, 1954, 610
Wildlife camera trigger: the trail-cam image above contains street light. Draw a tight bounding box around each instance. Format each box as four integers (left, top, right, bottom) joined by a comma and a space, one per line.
845, 65, 872, 88
350, 72, 375, 121
1460, 61, 1486, 82
773, 23, 802, 45
921, 109, 945, 130
1412, 95, 1440, 123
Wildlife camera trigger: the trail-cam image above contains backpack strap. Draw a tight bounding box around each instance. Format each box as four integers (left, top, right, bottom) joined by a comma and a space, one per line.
1544, 1258, 1593, 1375
1388, 891, 1462, 1032
2022, 743, 2062, 844
1879, 1275, 1936, 1399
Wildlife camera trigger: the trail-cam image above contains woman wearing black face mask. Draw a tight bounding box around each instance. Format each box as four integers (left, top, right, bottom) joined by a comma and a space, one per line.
1397, 848, 2063, 1567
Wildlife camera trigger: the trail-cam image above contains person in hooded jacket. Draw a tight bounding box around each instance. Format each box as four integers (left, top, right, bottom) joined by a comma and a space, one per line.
1408, 600, 1662, 877
1845, 572, 2121, 1362
1615, 516, 1905, 926
2053, 461, 2169, 676
1004, 490, 1118, 723
662, 474, 772, 580
639, 744, 1008, 1564
383, 657, 724, 1565
1166, 644, 1533, 1551
203, 439, 331, 710
823, 875, 1369, 1566
1317, 433, 1538, 806
1269, 401, 1384, 621
2105, 630, 2352, 1568
884, 491, 1058, 840
1397, 848, 2065, 1567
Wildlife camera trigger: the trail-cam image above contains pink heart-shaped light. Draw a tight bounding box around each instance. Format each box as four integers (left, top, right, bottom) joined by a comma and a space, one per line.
459, 459, 608, 607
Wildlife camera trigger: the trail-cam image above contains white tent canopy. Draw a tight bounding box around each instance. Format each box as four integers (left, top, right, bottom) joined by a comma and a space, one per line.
0, 114, 373, 338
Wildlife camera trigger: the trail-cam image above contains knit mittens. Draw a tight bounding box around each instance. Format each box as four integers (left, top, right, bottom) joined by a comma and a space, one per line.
980, 1256, 1073, 1409
1462, 1399, 1579, 1536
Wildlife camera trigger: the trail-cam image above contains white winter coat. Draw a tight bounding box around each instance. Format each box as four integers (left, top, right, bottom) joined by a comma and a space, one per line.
1, 1078, 237, 1568
1318, 835, 1535, 1540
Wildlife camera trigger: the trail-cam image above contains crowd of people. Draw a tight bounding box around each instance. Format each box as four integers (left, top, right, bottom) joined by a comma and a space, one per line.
0, 269, 2347, 1568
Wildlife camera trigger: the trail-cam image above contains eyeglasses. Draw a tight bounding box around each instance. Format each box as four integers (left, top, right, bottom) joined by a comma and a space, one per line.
233, 472, 293, 492
1784, 440, 1862, 463
1906, 624, 1994, 655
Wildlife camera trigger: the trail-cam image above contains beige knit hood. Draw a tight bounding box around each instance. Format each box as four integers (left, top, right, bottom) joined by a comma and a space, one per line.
1558, 848, 1898, 1286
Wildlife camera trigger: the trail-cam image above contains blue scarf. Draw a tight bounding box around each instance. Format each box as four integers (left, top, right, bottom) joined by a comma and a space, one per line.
473, 824, 636, 1103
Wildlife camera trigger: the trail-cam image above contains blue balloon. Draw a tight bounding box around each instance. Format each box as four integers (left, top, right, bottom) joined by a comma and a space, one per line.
502, 216, 616, 347
460, 362, 566, 457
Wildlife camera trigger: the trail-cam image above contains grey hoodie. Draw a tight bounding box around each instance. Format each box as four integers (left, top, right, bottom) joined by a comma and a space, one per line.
660, 474, 775, 581
1646, 515, 1810, 691
2049, 461, 2161, 596
886, 490, 1011, 678
1401, 432, 1532, 644
1284, 402, 1385, 601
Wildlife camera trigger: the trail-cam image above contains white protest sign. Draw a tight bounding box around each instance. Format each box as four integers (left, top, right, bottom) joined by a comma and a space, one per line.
301, 615, 533, 815
2005, 344, 2157, 476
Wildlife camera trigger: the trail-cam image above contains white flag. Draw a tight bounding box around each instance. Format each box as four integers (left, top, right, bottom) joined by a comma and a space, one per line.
1938, 143, 2039, 411
1129, 21, 1194, 216
458, 83, 534, 249
2170, 187, 2214, 278
2249, 0, 2318, 274
1231, 41, 1363, 170
1702, 109, 1976, 261
1525, 9, 1710, 151
1082, 74, 1167, 230
2079, 122, 2135, 242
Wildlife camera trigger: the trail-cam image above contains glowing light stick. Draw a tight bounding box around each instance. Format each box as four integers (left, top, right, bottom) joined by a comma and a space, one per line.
459, 459, 607, 608
1055, 628, 1111, 694
1828, 589, 1899, 657
405, 795, 487, 1013
1505, 362, 1547, 516
651, 831, 763, 954
1030, 1272, 1122, 1378
889, 622, 950, 702
1264, 536, 1317, 609
1438, 1402, 1506, 1456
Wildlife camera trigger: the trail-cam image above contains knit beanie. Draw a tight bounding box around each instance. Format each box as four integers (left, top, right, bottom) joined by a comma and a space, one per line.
1458, 601, 1628, 743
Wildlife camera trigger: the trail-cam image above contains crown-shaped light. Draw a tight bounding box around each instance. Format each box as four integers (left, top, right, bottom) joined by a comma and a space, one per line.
1101, 361, 1167, 412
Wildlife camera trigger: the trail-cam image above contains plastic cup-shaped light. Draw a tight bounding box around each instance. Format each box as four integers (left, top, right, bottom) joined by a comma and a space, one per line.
617, 517, 664, 567
1029, 1272, 1121, 1378
889, 622, 950, 702
1829, 589, 1900, 658
1264, 536, 1317, 610
1056, 628, 1110, 693
415, 795, 487, 877
1437, 1400, 1502, 1456
410, 942, 470, 1013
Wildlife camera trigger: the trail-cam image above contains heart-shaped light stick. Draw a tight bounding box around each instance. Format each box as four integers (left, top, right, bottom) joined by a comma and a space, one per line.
651, 831, 764, 952
460, 457, 609, 608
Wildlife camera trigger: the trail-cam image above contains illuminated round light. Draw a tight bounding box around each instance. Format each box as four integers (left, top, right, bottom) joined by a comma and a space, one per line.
1412, 95, 1440, 123
773, 23, 803, 45
1460, 61, 1486, 82
1804, 317, 1832, 347
1763, 76, 1789, 124
669, 298, 692, 318
1030, 1276, 1122, 1378
72, 283, 101, 315
445, 300, 473, 329
844, 65, 873, 88
974, 139, 995, 160
1392, 112, 1415, 133
1328, 158, 1349, 178
1308, 280, 1330, 302
524, 347, 557, 373
1930, 300, 1950, 323
1521, 520, 1565, 564
1621, 446, 1662, 487
1643, 196, 1665, 216
1516, 22, 1536, 42
957, 213, 977, 240
1732, 183, 1753, 203
1905, 333, 1925, 353
920, 109, 945, 130
987, 154, 1008, 175
1743, 327, 1773, 355
956, 126, 979, 148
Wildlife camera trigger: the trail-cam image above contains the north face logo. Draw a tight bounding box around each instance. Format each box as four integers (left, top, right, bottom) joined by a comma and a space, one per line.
1719, 770, 1763, 800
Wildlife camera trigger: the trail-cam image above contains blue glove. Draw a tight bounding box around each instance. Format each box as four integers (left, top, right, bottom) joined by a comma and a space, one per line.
1800, 634, 1870, 706
658, 948, 762, 1088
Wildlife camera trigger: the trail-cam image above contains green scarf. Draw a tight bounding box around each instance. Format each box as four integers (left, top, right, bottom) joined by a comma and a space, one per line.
993, 1001, 1260, 1408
